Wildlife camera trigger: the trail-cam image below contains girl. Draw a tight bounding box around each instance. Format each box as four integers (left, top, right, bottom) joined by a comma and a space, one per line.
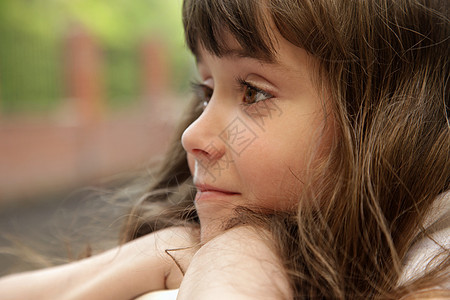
1, 0, 449, 299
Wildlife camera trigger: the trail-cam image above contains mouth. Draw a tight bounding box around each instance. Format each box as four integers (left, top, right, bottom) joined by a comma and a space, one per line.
194, 183, 240, 201
195, 183, 238, 194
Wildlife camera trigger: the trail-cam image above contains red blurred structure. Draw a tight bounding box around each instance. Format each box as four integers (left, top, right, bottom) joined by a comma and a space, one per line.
65, 25, 104, 125
141, 38, 170, 102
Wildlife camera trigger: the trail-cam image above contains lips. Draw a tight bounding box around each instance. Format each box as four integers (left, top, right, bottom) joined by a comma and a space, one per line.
194, 183, 240, 201
195, 183, 238, 194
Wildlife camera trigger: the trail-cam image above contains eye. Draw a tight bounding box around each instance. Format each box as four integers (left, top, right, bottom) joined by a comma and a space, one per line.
238, 78, 274, 105
191, 81, 213, 109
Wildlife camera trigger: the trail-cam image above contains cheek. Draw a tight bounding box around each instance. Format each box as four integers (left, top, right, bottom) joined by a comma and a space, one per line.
238, 140, 307, 210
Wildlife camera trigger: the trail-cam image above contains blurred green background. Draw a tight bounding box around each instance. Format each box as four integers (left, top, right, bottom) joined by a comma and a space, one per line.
0, 0, 193, 114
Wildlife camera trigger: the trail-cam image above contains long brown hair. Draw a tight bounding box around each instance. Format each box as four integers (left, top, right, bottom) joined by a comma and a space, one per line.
121, 0, 449, 298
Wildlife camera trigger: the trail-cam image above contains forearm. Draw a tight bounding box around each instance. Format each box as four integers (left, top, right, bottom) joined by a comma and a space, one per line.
0, 226, 198, 300
0, 262, 86, 299
0, 241, 162, 300
178, 226, 292, 299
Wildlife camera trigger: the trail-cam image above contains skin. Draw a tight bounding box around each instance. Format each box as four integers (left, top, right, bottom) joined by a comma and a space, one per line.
182, 33, 334, 243
178, 226, 292, 300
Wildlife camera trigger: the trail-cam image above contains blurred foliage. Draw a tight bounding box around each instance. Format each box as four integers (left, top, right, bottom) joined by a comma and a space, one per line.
0, 0, 193, 114
104, 46, 141, 109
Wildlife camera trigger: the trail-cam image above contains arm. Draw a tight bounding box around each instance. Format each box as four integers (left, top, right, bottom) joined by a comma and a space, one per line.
0, 226, 199, 300
178, 226, 292, 299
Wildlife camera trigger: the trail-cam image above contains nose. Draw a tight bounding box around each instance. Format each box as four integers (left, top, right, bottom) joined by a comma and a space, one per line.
181, 99, 228, 164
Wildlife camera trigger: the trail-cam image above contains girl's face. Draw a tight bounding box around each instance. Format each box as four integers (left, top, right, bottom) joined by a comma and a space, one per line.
182, 33, 334, 240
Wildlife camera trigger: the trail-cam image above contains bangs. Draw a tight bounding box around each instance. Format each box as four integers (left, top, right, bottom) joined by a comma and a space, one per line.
182, 0, 277, 61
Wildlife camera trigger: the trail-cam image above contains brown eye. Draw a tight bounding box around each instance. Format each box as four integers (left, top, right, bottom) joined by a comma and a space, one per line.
241, 83, 273, 105
192, 82, 213, 110
200, 86, 213, 109
244, 87, 257, 104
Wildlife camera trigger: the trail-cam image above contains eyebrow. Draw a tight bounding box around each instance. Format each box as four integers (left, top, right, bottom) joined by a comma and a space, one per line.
195, 48, 277, 65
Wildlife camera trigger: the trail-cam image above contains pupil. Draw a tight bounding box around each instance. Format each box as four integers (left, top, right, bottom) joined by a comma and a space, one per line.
246, 89, 254, 101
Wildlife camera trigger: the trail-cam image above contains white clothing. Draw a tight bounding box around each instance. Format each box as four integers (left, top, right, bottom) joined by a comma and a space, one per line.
134, 289, 179, 300
398, 192, 450, 287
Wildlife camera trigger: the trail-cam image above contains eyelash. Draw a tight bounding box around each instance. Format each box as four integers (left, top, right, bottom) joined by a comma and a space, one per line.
191, 81, 212, 109
190, 78, 274, 109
